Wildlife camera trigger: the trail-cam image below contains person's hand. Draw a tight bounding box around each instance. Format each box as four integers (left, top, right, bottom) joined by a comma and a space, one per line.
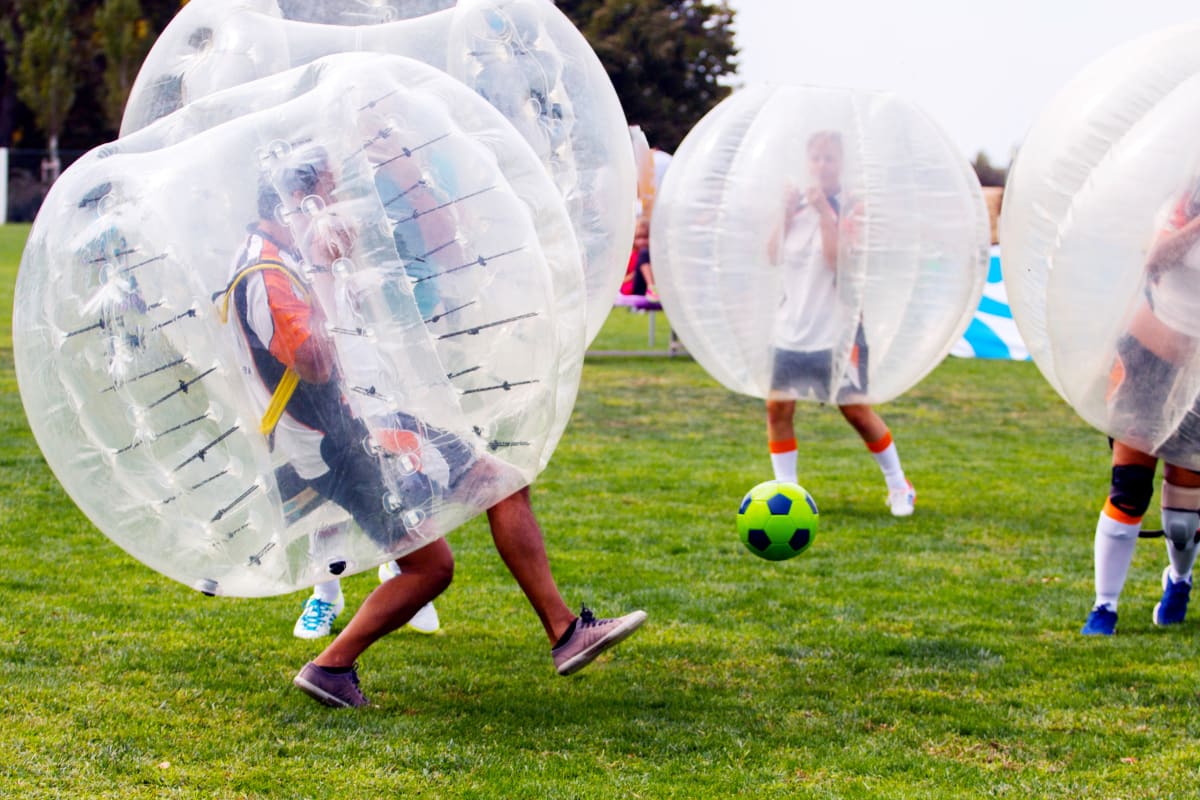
782, 184, 804, 216
305, 211, 357, 267
807, 188, 836, 223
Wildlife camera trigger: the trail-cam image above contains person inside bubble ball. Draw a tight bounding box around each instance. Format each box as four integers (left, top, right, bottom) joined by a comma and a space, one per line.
236, 148, 647, 707
763, 129, 915, 517
217, 153, 488, 639
1081, 178, 1200, 636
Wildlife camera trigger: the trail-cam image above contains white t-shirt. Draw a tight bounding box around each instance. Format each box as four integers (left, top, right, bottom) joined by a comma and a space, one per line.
771, 199, 850, 352
228, 231, 330, 480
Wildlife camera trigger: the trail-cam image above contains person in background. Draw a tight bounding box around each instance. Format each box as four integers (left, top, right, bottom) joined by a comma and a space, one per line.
620, 216, 656, 299
1082, 176, 1200, 635
764, 130, 915, 517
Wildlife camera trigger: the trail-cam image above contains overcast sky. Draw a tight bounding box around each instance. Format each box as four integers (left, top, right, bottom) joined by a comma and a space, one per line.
724, 0, 1198, 164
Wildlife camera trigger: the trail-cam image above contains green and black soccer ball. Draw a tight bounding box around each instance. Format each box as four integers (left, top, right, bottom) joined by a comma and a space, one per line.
736, 480, 819, 561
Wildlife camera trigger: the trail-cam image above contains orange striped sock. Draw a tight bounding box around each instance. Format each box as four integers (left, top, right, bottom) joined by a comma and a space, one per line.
866, 431, 893, 454
866, 430, 906, 491
768, 438, 798, 484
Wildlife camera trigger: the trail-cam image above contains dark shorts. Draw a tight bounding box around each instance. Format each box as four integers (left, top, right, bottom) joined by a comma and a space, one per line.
1107, 333, 1200, 463
277, 412, 476, 549
770, 327, 869, 404
1108, 333, 1179, 451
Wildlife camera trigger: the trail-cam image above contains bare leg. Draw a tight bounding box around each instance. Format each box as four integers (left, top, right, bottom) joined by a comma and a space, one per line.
766, 399, 796, 444
1164, 462, 1200, 488
1113, 440, 1158, 471
838, 403, 888, 444
313, 537, 454, 668
487, 487, 576, 644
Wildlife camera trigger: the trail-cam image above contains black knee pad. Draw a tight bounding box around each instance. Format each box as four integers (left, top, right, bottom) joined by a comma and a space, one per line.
1109, 464, 1155, 518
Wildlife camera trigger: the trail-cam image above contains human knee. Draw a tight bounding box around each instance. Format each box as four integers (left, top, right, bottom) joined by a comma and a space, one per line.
402, 540, 455, 592
766, 399, 795, 425
838, 403, 883, 439
488, 485, 532, 524
838, 403, 871, 423
1107, 464, 1155, 521
1161, 478, 1200, 549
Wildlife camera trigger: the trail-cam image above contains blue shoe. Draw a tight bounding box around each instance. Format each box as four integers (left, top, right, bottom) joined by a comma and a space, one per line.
1153, 567, 1191, 626
1081, 604, 1117, 635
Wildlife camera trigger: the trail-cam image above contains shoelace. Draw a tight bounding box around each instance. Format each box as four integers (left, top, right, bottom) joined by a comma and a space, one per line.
301, 599, 335, 631
577, 605, 597, 627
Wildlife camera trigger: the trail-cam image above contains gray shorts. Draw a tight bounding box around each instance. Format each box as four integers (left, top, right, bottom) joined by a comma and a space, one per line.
769, 329, 869, 404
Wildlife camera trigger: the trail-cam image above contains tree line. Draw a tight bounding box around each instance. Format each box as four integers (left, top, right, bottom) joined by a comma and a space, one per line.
1, 0, 186, 156
0, 0, 738, 162
1, 1, 1014, 212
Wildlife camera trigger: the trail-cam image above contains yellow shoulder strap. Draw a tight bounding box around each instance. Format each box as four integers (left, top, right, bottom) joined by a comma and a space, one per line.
214, 259, 309, 324
215, 259, 313, 438
260, 367, 301, 436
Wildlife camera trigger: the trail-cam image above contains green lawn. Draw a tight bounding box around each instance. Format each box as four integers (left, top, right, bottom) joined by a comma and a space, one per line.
2, 222, 1198, 798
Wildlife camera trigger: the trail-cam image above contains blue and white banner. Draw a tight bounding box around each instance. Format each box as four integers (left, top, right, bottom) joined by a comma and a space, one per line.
951, 245, 1030, 361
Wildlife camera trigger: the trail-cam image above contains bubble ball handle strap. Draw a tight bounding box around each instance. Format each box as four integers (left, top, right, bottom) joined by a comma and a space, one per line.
212, 258, 313, 436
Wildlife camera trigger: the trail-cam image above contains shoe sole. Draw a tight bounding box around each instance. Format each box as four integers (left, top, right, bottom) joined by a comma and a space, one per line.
293, 627, 333, 640
293, 675, 362, 708
556, 611, 648, 676
404, 603, 440, 634
1152, 601, 1187, 626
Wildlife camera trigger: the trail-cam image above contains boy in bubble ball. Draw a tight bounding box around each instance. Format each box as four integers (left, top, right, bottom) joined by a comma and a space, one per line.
227, 147, 646, 706
1082, 177, 1200, 635
218, 152, 485, 620
764, 130, 915, 517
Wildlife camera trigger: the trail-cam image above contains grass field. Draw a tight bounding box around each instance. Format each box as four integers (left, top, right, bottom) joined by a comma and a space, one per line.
3, 221, 1199, 798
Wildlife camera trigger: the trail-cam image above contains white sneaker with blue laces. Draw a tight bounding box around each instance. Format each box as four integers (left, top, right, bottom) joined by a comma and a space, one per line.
292, 591, 345, 639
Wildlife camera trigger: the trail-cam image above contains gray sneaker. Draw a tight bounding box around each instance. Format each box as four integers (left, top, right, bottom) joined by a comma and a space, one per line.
552, 606, 647, 676
293, 661, 368, 707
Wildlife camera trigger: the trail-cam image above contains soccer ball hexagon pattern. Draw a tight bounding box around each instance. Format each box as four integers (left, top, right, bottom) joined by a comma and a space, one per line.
736, 480, 819, 562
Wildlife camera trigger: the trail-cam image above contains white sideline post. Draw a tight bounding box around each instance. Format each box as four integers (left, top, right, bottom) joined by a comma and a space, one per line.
0, 148, 7, 224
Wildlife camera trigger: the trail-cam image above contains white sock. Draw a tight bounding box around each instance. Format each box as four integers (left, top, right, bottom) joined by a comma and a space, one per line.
770, 445, 798, 484
1094, 510, 1141, 611
313, 579, 341, 602
1162, 508, 1199, 583
868, 436, 908, 492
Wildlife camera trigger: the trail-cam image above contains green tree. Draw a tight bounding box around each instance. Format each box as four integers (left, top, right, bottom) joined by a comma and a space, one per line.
94, 0, 155, 131
557, 0, 738, 152
1, 0, 77, 179
140, 0, 189, 32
